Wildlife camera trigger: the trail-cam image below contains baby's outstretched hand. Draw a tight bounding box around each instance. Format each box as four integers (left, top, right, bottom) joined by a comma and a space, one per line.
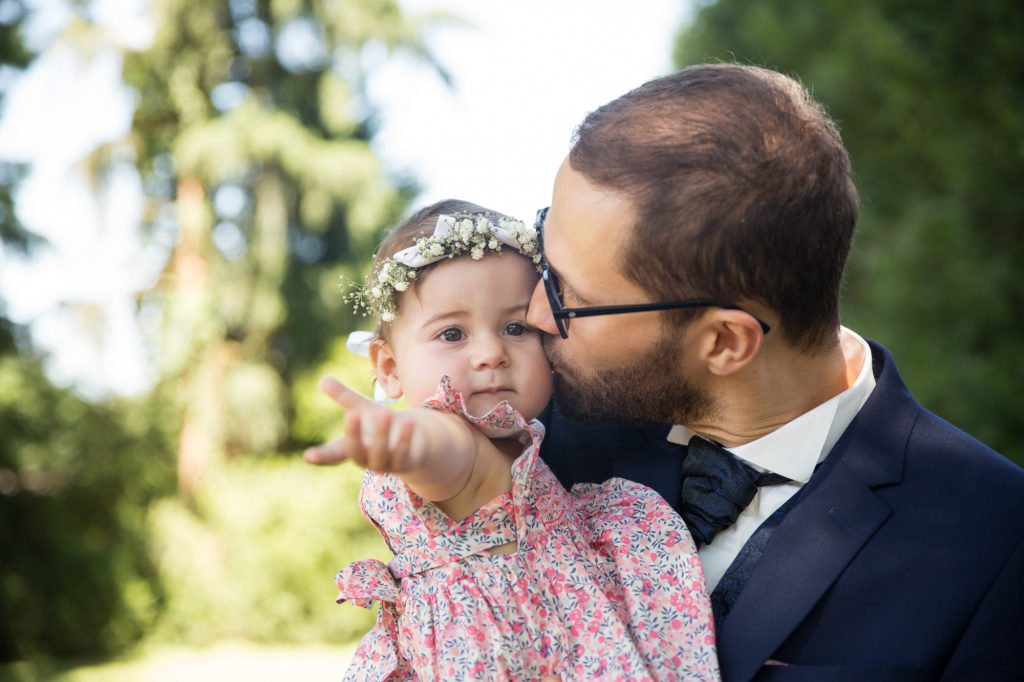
303, 376, 420, 473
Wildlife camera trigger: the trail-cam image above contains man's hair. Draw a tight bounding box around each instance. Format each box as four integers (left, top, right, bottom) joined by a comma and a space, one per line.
569, 63, 860, 351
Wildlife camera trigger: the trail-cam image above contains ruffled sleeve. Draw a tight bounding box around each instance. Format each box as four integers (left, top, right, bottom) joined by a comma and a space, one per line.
421, 375, 544, 447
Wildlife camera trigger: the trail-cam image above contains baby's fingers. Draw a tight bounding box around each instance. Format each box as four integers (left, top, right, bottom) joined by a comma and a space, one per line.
390, 420, 417, 472
364, 411, 394, 472
344, 412, 369, 468
320, 376, 375, 412
303, 439, 348, 465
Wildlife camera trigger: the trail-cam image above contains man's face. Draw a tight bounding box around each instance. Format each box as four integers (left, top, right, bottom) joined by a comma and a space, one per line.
526, 157, 713, 426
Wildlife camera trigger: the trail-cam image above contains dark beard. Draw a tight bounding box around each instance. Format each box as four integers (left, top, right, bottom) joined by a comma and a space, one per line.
544, 332, 713, 427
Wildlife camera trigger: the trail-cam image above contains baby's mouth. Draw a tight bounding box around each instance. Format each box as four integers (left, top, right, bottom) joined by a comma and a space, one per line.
476, 386, 513, 394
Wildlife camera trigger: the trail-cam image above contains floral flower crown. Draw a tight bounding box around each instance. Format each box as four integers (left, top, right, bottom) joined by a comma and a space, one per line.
344, 212, 542, 322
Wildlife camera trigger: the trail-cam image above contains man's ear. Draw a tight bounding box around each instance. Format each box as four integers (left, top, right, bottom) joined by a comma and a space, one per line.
369, 339, 404, 399
700, 309, 765, 376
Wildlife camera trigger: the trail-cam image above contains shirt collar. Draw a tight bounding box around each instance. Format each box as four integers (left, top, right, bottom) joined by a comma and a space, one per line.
666, 327, 876, 482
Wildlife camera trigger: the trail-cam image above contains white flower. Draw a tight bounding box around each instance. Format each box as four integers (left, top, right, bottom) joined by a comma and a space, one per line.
520, 242, 535, 255
429, 243, 444, 256
370, 286, 382, 298
458, 220, 474, 243
488, 238, 498, 249
471, 247, 484, 260
394, 281, 409, 292
408, 270, 417, 279
381, 310, 395, 322
475, 217, 490, 234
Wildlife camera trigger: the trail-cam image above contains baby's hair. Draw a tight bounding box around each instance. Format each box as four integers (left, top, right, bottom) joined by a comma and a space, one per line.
370, 198, 511, 342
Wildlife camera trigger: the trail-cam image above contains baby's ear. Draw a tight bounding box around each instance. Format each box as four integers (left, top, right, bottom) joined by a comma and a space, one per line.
369, 339, 404, 399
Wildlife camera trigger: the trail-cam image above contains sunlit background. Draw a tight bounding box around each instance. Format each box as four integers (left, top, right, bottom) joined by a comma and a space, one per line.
1, 0, 1020, 679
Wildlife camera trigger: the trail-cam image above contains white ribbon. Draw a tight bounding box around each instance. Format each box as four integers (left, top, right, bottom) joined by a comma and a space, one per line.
389, 214, 526, 268
345, 330, 375, 357
345, 330, 396, 404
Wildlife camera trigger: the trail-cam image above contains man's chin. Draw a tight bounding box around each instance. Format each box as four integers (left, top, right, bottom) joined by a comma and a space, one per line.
547, 332, 712, 427
551, 372, 666, 428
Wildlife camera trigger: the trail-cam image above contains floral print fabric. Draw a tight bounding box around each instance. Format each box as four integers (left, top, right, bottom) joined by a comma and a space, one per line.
336, 377, 720, 681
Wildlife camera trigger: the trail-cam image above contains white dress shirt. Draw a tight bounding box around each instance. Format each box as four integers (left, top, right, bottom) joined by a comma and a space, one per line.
667, 327, 877, 591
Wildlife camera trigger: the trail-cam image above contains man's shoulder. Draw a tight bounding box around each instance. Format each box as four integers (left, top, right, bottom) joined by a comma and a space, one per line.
907, 404, 1024, 500
861, 338, 1024, 508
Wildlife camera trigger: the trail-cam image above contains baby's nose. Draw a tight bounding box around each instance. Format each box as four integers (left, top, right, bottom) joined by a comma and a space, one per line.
471, 335, 510, 369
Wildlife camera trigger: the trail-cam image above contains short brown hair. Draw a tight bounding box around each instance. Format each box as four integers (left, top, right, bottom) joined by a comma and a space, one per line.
369, 198, 515, 341
569, 63, 859, 351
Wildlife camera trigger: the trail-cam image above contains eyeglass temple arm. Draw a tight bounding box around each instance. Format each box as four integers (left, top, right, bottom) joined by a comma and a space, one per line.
554, 301, 772, 334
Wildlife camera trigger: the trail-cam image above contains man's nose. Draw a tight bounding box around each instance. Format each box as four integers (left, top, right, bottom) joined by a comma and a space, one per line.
471, 333, 511, 370
527, 279, 559, 336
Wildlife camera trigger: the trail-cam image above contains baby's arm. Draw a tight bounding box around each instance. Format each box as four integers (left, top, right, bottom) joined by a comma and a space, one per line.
304, 377, 483, 504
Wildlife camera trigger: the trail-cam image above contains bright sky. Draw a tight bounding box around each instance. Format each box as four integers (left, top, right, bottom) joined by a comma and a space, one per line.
0, 0, 690, 397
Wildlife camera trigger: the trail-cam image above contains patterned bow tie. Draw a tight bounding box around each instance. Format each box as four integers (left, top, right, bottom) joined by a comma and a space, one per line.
679, 435, 791, 547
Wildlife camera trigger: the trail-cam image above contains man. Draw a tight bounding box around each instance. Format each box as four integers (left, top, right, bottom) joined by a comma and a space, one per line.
528, 64, 1024, 681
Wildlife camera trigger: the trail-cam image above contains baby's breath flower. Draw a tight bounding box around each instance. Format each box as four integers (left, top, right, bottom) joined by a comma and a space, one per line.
342, 211, 540, 323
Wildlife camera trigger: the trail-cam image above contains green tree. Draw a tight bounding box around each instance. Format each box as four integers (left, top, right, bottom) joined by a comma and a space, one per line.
124, 0, 449, 493
675, 0, 1024, 463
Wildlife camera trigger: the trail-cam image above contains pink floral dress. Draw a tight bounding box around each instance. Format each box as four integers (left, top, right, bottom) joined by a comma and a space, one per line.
335, 378, 719, 681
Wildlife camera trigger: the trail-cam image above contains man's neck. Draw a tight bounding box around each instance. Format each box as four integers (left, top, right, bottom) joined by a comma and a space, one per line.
688, 333, 853, 449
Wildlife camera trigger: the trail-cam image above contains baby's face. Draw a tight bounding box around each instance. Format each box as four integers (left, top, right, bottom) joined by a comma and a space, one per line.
383, 252, 553, 420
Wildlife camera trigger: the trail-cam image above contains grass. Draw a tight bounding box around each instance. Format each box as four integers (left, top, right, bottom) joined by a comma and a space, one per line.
0, 641, 357, 682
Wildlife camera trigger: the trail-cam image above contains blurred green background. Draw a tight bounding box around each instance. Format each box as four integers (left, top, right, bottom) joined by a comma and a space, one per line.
1, 0, 1021, 678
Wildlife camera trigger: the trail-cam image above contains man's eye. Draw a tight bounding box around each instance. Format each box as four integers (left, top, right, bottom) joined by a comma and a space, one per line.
504, 322, 528, 337
439, 328, 464, 343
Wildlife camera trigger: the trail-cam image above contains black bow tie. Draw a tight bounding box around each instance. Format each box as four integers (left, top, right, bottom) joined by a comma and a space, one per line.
679, 435, 791, 547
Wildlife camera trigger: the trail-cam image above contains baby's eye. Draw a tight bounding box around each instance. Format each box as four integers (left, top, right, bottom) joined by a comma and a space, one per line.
439, 327, 464, 343
504, 321, 529, 337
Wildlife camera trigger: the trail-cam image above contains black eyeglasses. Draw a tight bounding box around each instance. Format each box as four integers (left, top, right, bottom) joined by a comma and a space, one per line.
535, 207, 772, 340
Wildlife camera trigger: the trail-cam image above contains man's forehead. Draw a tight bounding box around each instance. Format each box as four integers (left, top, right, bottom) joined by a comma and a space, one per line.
545, 159, 635, 277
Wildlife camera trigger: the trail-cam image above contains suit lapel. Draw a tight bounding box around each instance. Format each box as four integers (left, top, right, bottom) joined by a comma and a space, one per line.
716, 341, 919, 681
715, 459, 892, 680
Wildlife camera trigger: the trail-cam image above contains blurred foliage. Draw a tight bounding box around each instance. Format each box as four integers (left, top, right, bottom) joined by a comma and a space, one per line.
146, 457, 388, 645
675, 0, 1024, 463
0, 0, 168, 664
0, 329, 176, 661
0, 0, 445, 666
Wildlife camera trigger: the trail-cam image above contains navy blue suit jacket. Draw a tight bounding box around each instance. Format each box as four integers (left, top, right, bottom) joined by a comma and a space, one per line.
539, 341, 1024, 681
